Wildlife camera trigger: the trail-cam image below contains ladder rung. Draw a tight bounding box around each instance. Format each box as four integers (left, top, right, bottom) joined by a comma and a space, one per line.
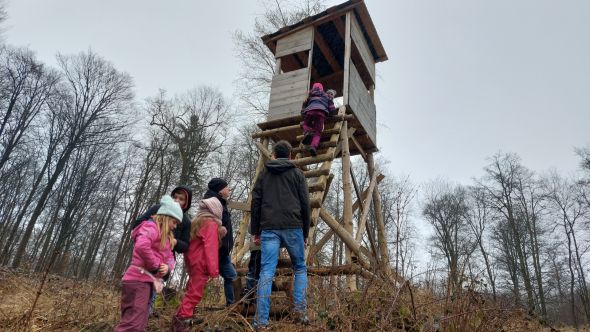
310, 197, 322, 208
303, 168, 330, 178
296, 127, 340, 141
308, 181, 326, 193
291, 153, 333, 167
292, 141, 338, 154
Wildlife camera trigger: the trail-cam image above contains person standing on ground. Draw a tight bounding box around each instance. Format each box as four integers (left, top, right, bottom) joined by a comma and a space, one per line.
250, 140, 311, 330
115, 195, 182, 332
203, 178, 237, 306
172, 197, 224, 332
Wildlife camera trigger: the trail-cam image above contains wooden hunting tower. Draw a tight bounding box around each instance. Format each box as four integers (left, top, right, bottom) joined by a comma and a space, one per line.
230, 0, 398, 304
262, 0, 387, 154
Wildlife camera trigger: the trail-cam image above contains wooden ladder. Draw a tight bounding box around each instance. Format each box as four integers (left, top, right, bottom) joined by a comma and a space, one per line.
231, 107, 351, 265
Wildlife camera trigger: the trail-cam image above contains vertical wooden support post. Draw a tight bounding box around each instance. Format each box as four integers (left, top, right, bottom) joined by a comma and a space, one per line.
367, 153, 390, 273
354, 171, 378, 242
305, 111, 345, 262
232, 138, 269, 265
341, 121, 355, 290
342, 11, 356, 290
274, 57, 282, 75
343, 12, 352, 106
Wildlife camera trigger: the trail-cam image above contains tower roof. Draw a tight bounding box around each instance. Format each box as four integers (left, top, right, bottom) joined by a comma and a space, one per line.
261, 0, 387, 63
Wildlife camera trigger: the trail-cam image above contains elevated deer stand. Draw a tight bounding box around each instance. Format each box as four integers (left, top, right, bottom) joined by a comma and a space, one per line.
228, 0, 401, 314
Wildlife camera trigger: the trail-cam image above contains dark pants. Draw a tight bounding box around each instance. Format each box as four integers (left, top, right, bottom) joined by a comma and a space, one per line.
219, 254, 237, 306
115, 281, 152, 332
244, 249, 262, 293
302, 110, 326, 149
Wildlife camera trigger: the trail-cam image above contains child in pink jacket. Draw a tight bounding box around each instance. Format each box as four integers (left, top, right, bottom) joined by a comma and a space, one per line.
115, 195, 183, 332
173, 197, 224, 331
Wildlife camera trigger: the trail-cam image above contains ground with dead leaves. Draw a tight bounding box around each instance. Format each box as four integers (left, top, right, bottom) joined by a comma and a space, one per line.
1, 268, 587, 331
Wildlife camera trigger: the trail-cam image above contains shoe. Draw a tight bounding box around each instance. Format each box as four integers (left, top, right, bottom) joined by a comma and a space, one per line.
295, 312, 310, 325
308, 146, 317, 157
255, 325, 268, 331
302, 132, 313, 145
171, 315, 191, 332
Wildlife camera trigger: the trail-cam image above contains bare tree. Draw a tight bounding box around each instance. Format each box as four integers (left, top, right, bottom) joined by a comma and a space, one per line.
11, 50, 134, 268
148, 87, 231, 187
423, 180, 475, 294
233, 0, 326, 116
543, 171, 590, 325
466, 186, 497, 300
477, 153, 537, 313
0, 46, 59, 172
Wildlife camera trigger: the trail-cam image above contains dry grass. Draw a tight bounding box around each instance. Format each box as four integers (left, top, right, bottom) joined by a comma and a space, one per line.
1, 267, 587, 331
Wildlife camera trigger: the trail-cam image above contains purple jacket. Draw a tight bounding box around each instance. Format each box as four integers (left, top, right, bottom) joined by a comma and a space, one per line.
122, 220, 175, 283
301, 86, 336, 116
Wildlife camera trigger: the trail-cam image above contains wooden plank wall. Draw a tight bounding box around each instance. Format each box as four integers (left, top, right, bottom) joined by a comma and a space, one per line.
268, 67, 309, 120
275, 27, 314, 58
348, 63, 376, 145
350, 15, 375, 82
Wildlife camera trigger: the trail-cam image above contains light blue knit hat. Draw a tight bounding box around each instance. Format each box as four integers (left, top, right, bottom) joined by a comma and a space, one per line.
156, 195, 183, 222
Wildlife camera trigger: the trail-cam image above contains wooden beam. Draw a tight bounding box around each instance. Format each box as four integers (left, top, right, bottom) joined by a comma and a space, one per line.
252, 123, 301, 139
314, 30, 340, 73
257, 113, 353, 131
310, 197, 322, 208
343, 12, 352, 105
355, 171, 378, 242
292, 141, 338, 154
254, 140, 273, 160
333, 126, 356, 157
341, 120, 355, 290
367, 153, 391, 273
261, 3, 362, 46
319, 208, 373, 272
308, 181, 326, 193
350, 134, 367, 161
303, 168, 330, 178
290, 153, 333, 167
236, 264, 374, 279
310, 173, 384, 261
228, 201, 250, 211
295, 127, 341, 141
232, 138, 269, 264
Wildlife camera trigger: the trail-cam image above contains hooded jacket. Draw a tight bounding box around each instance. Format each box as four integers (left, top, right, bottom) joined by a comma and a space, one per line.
185, 218, 219, 278
301, 84, 336, 116
122, 219, 175, 283
203, 189, 233, 258
250, 159, 311, 238
134, 186, 193, 254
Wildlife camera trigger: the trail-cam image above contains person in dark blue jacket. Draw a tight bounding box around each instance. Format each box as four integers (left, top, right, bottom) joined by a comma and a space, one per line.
203, 177, 237, 307
301, 82, 336, 156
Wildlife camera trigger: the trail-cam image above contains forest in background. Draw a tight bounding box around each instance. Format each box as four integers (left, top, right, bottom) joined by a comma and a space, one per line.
1, 0, 590, 330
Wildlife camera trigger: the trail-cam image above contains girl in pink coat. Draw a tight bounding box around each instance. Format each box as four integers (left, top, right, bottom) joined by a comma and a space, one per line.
173, 197, 224, 330
115, 195, 182, 332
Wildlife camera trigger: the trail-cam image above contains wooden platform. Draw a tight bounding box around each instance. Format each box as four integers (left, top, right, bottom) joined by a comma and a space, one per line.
255, 108, 377, 158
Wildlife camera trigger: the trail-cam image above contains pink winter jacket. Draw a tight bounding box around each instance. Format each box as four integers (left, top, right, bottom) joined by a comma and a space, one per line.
122, 220, 175, 283
185, 219, 219, 278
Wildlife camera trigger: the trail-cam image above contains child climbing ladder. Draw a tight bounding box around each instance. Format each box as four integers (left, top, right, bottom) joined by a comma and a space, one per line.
301, 83, 337, 156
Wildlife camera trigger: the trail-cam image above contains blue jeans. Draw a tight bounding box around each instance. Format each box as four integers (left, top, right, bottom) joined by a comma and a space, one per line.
254, 229, 307, 328
219, 254, 237, 305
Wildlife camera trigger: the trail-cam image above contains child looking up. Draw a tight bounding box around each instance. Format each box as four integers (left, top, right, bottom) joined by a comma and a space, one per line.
173, 197, 224, 331
301, 83, 336, 156
115, 195, 182, 332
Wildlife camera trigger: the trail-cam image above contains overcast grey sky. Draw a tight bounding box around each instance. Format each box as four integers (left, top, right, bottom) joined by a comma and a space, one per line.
4, 0, 590, 185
